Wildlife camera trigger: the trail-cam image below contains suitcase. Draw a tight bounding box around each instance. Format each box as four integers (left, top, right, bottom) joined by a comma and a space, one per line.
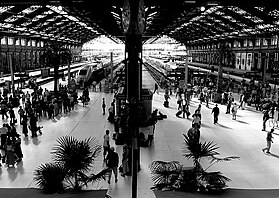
176, 110, 182, 117
163, 100, 169, 107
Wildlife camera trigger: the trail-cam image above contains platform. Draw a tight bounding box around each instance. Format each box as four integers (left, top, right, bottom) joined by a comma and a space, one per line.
0, 66, 278, 198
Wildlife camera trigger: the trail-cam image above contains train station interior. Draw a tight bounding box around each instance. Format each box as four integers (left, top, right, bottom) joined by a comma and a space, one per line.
1, 0, 279, 198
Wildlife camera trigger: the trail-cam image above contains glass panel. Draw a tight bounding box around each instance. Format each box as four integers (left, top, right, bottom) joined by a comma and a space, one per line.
20, 5, 41, 15
7, 37, 14, 45
0, 23, 13, 28
4, 15, 24, 23
32, 40, 36, 47
255, 39, 261, 46
1, 37, 7, 45
21, 39, 26, 46
0, 6, 14, 14
262, 39, 268, 46
15, 38, 20, 45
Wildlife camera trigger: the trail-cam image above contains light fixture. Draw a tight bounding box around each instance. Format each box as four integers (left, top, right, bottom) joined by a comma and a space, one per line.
57, 6, 63, 11
200, 6, 205, 12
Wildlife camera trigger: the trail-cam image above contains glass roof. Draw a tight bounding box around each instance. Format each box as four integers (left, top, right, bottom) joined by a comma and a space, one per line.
1, 2, 279, 45
0, 6, 14, 13
0, 5, 101, 44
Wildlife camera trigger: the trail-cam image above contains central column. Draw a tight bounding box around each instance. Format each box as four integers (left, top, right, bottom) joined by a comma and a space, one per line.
123, 0, 143, 197
126, 33, 141, 198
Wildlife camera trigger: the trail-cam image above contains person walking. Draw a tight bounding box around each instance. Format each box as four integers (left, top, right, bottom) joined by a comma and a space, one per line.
92, 81, 97, 92
103, 130, 110, 161
6, 138, 15, 167
262, 128, 274, 154
153, 83, 159, 94
273, 107, 279, 128
8, 107, 16, 125
22, 114, 29, 137
18, 106, 25, 125
231, 103, 238, 120
29, 113, 38, 138
99, 81, 102, 92
226, 97, 232, 114
14, 136, 23, 162
262, 109, 270, 131
1, 102, 9, 119
121, 144, 130, 177
105, 146, 119, 184
102, 98, 106, 115
0, 123, 8, 148
211, 104, 220, 124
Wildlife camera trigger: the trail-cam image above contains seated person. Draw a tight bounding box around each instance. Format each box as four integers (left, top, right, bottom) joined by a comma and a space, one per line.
139, 132, 148, 147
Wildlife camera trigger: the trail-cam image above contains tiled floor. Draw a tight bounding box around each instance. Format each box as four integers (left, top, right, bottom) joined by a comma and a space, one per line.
0, 68, 278, 198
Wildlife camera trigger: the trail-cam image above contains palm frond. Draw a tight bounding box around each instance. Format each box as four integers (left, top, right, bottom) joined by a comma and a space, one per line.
87, 168, 111, 183
149, 161, 182, 186
183, 134, 220, 160
200, 141, 220, 157
52, 136, 101, 174
199, 171, 231, 184
33, 162, 66, 193
149, 161, 181, 173
210, 156, 240, 164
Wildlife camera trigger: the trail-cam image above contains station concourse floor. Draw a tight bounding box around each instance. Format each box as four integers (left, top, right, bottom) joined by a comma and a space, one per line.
0, 68, 279, 198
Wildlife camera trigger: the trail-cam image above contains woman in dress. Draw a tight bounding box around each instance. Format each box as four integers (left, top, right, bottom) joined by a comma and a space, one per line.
6, 138, 15, 167
14, 136, 23, 162
22, 114, 28, 137
121, 144, 130, 177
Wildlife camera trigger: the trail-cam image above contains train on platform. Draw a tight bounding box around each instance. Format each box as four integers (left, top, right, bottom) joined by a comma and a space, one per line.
76, 58, 123, 88
76, 61, 103, 88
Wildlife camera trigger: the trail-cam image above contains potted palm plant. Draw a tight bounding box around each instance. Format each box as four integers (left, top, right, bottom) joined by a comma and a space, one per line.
149, 134, 239, 194
182, 134, 239, 193
34, 136, 109, 193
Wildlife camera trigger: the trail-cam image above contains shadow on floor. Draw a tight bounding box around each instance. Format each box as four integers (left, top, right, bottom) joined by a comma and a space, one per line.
216, 123, 233, 129
235, 120, 249, 124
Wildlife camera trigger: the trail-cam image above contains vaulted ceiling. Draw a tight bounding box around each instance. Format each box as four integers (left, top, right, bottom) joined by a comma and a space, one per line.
0, 0, 279, 46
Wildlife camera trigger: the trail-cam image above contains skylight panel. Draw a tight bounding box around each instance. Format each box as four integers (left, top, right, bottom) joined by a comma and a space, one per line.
21, 21, 33, 26
255, 7, 265, 12
204, 6, 220, 14
268, 9, 279, 18
20, 5, 41, 15
32, 15, 46, 22
228, 6, 247, 15
228, 6, 264, 23
4, 15, 24, 23
215, 10, 225, 16
65, 15, 79, 22
0, 23, 13, 28
256, 24, 273, 29
15, 27, 27, 31
242, 28, 253, 32
0, 6, 14, 14
47, 5, 67, 15
245, 15, 264, 23
222, 15, 236, 22
42, 10, 54, 15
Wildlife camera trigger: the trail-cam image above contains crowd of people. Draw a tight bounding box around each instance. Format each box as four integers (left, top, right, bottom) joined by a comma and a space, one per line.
0, 81, 90, 168
0, 123, 23, 167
